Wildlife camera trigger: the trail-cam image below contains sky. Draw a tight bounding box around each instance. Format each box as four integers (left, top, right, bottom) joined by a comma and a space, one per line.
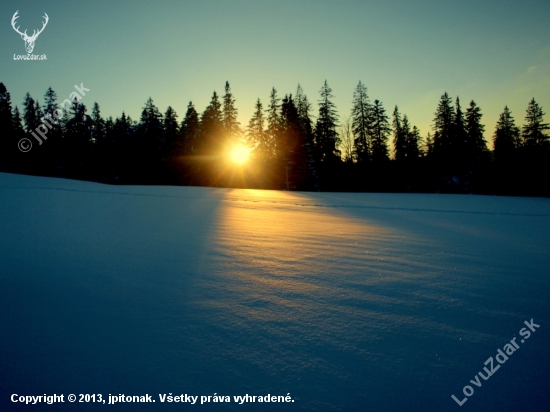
1, 0, 549, 148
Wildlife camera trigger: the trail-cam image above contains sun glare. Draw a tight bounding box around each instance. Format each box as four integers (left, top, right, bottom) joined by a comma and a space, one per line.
230, 145, 251, 164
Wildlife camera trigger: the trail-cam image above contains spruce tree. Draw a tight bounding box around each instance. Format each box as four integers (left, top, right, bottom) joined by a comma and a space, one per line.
89, 102, 106, 180
23, 92, 38, 133
465, 100, 486, 157
432, 92, 455, 157
96, 113, 116, 181
222, 81, 240, 142
114, 112, 133, 136
265, 87, 281, 159
198, 91, 223, 155
63, 97, 81, 145
12, 107, 24, 135
163, 106, 179, 156
296, 84, 313, 128
315, 80, 340, 162
112, 111, 134, 161
180, 101, 199, 155
65, 101, 95, 177
138, 97, 164, 149
295, 84, 318, 189
493, 106, 520, 161
34, 100, 44, 147
280, 94, 311, 190
195, 92, 223, 186
295, 84, 315, 141
43, 87, 63, 150
71, 103, 92, 143
280, 95, 297, 188
520, 98, 550, 196
11, 107, 26, 171
424, 132, 434, 157
23, 93, 40, 133
351, 81, 371, 164
43, 87, 58, 123
401, 115, 412, 156
12, 105, 25, 141
407, 125, 421, 159
0, 83, 13, 131
60, 98, 74, 137
369, 99, 390, 162
63, 101, 93, 178
0, 83, 14, 165
105, 116, 114, 135
453, 97, 467, 157
108, 111, 134, 182
91, 102, 105, 143
34, 101, 43, 126
522, 98, 549, 147
246, 99, 268, 160
392, 106, 406, 161
134, 97, 164, 182
247, 97, 279, 189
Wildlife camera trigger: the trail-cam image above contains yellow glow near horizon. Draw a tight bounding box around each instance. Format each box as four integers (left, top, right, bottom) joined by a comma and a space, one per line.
230, 145, 251, 164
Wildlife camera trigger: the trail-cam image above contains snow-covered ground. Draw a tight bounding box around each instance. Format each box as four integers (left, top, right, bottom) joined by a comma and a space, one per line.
1, 172, 549, 411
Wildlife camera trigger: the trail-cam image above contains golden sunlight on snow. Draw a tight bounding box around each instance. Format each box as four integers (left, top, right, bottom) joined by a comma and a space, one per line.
190, 189, 461, 372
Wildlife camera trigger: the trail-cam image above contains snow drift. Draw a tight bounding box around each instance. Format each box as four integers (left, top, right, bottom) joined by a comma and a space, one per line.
1, 172, 549, 411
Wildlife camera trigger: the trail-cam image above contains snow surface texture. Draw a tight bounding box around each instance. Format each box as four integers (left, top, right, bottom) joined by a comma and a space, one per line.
0, 172, 549, 411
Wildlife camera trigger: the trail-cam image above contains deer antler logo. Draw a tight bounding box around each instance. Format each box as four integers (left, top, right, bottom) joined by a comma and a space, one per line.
11, 11, 49, 54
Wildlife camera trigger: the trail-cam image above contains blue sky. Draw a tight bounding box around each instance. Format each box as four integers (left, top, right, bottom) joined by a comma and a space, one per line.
1, 0, 549, 146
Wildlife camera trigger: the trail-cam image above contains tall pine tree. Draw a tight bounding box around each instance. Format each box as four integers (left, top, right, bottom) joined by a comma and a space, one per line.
392, 106, 406, 161
369, 100, 390, 162
281, 94, 311, 190
133, 97, 164, 183
351, 81, 371, 164
492, 105, 521, 194
91, 102, 105, 144
138, 97, 164, 150
265, 87, 281, 160
406, 125, 421, 159
0, 84, 15, 169
23, 93, 40, 134
247, 99, 268, 160
198, 91, 223, 155
163, 106, 179, 156
295, 84, 314, 134
432, 92, 455, 158
180, 101, 199, 155
222, 81, 240, 143
0, 83, 13, 134
465, 100, 486, 158
493, 106, 520, 161
43, 87, 63, 152
295, 84, 318, 188
522, 98, 549, 147
453, 97, 467, 159
315, 80, 340, 162
196, 92, 223, 186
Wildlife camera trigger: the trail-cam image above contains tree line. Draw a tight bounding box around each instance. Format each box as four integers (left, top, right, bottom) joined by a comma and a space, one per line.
0, 80, 548, 196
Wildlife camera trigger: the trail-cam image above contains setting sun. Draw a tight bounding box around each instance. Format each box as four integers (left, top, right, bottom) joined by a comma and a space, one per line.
229, 145, 251, 164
